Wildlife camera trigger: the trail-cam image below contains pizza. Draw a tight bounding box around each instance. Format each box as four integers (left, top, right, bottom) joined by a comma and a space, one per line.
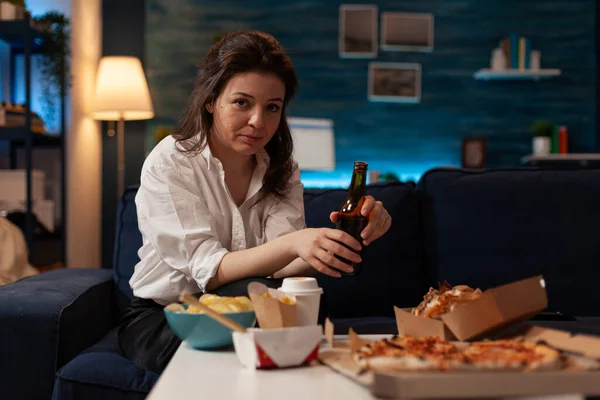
352, 335, 471, 372
462, 339, 563, 371
412, 282, 483, 319
351, 335, 568, 373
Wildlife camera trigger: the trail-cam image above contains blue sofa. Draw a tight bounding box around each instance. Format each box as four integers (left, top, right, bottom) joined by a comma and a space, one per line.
3, 167, 600, 400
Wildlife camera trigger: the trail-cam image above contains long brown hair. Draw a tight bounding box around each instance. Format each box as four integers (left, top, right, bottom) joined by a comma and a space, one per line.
172, 30, 299, 199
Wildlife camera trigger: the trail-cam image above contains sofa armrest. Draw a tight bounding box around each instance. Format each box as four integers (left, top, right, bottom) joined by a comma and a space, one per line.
0, 268, 115, 400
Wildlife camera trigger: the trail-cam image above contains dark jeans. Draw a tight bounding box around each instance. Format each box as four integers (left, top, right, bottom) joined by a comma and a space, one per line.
117, 277, 283, 374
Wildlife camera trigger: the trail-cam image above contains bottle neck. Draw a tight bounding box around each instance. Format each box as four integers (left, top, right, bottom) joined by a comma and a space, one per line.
347, 167, 366, 202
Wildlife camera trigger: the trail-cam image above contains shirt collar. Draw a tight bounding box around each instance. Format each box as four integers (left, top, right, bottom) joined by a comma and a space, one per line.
201, 143, 270, 171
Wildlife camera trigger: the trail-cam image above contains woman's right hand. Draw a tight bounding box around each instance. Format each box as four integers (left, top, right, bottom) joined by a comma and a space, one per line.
290, 228, 363, 277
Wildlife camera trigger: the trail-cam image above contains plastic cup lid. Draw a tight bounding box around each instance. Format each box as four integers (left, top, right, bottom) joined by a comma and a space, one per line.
278, 277, 323, 294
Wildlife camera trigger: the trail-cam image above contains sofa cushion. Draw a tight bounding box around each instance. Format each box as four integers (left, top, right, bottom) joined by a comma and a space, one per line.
418, 168, 600, 316
304, 181, 425, 318
113, 186, 142, 313
53, 328, 159, 400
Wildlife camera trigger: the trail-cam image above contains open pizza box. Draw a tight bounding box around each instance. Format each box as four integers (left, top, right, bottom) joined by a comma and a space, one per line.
395, 275, 549, 341
231, 282, 322, 369
318, 275, 600, 398
320, 319, 600, 398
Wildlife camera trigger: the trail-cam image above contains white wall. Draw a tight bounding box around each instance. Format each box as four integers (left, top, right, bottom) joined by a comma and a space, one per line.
68, 0, 101, 268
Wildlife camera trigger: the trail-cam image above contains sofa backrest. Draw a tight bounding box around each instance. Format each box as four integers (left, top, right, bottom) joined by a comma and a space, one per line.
111, 182, 426, 319
112, 187, 142, 312
418, 168, 600, 317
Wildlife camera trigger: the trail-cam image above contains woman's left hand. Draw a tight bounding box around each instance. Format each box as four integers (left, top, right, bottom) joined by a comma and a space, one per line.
329, 196, 392, 246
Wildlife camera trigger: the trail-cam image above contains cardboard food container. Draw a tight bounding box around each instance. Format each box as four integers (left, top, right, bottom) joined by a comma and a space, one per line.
319, 324, 600, 399
395, 275, 548, 341
232, 325, 322, 369
247, 281, 297, 329
231, 282, 322, 369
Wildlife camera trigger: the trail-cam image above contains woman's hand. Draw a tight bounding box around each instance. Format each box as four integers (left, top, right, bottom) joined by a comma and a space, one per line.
291, 228, 363, 277
330, 195, 392, 246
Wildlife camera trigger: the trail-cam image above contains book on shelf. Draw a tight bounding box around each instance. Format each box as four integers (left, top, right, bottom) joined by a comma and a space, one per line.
500, 34, 531, 70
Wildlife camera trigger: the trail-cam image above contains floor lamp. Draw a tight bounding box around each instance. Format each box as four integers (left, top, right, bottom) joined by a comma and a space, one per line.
90, 56, 154, 199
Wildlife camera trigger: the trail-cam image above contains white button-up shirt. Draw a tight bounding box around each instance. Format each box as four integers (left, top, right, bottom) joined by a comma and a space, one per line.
129, 136, 306, 305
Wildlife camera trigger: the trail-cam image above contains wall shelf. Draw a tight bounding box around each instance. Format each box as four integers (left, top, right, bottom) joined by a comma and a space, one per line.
473, 69, 561, 81
0, 127, 62, 146
0, 20, 44, 52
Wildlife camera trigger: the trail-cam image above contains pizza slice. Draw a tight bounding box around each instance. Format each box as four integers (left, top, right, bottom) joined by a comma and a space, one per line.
351, 335, 470, 372
462, 339, 563, 371
412, 282, 483, 319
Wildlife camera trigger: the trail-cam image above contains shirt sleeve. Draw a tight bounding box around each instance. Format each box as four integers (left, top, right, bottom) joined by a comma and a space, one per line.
135, 163, 229, 292
264, 165, 307, 241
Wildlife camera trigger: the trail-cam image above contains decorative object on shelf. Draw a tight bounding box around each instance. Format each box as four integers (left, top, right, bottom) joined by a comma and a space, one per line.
368, 62, 421, 103
33, 11, 70, 125
380, 12, 434, 52
474, 34, 561, 81
530, 50, 541, 71
556, 125, 568, 154
338, 4, 378, 58
368, 170, 380, 183
461, 137, 486, 168
490, 48, 507, 71
91, 56, 155, 199
0, 101, 46, 133
379, 172, 399, 182
529, 120, 553, 156
0, 1, 26, 20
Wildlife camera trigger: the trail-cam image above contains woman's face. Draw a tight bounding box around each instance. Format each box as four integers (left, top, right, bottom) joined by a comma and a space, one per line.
207, 71, 285, 156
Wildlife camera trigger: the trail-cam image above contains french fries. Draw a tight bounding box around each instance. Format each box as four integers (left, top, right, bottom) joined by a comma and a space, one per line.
261, 291, 296, 305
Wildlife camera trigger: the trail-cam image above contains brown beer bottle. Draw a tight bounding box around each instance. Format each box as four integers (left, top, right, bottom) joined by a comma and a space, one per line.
335, 161, 368, 276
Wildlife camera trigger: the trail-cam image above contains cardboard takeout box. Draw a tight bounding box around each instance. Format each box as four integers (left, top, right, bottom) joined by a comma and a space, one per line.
319, 324, 600, 398
395, 275, 548, 341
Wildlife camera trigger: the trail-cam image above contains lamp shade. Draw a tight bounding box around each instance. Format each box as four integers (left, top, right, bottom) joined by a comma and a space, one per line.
90, 56, 154, 121
288, 117, 335, 171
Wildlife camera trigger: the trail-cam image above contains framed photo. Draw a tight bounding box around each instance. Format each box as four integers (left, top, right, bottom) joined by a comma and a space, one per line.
462, 137, 487, 168
380, 12, 434, 52
339, 4, 378, 58
368, 62, 421, 103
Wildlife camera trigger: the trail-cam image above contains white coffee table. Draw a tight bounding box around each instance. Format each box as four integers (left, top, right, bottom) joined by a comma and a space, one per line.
146, 335, 583, 400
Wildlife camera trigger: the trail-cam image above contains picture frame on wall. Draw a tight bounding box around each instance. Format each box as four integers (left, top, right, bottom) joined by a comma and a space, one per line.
461, 137, 487, 168
380, 12, 434, 52
368, 62, 421, 103
339, 4, 378, 58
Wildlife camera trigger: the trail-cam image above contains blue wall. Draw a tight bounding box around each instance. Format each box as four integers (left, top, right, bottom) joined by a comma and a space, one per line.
146, 0, 596, 187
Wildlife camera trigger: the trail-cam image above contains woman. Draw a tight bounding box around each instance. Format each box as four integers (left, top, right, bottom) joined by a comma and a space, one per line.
118, 30, 392, 373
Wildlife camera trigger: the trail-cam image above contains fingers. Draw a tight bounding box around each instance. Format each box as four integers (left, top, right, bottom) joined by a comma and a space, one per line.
325, 228, 362, 251
360, 196, 376, 217
315, 248, 355, 275
329, 211, 340, 224
307, 255, 342, 278
320, 239, 361, 265
360, 200, 382, 244
361, 201, 391, 245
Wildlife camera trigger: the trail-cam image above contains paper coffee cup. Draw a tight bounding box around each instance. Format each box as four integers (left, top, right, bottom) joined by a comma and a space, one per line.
278, 277, 323, 326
